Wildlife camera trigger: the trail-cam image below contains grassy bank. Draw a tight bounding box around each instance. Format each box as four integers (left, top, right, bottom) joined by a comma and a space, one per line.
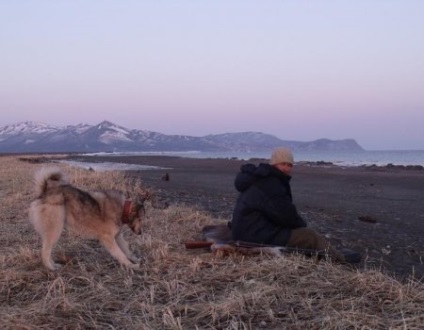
1, 155, 423, 329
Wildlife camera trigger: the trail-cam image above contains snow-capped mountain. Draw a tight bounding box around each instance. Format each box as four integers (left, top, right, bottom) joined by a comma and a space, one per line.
0, 121, 61, 136
0, 120, 364, 153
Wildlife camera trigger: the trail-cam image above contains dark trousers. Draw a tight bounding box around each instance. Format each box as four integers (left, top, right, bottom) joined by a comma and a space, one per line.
286, 228, 345, 262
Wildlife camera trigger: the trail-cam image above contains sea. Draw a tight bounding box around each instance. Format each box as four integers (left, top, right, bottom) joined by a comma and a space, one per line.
81, 149, 424, 167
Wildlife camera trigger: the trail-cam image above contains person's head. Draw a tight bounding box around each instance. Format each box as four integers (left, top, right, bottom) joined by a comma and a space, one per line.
269, 147, 294, 175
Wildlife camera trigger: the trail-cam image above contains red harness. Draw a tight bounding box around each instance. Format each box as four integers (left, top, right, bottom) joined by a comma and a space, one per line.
121, 200, 132, 224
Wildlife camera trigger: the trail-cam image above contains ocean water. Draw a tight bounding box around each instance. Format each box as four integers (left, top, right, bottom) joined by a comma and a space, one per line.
86, 149, 424, 167
61, 160, 169, 172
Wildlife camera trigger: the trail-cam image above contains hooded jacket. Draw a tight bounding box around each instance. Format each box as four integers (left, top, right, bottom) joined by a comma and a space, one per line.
231, 163, 307, 245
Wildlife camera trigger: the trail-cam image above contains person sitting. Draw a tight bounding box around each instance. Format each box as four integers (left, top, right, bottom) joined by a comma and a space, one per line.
229, 147, 360, 264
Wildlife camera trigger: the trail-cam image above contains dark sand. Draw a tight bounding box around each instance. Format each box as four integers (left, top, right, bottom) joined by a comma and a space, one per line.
66, 155, 424, 281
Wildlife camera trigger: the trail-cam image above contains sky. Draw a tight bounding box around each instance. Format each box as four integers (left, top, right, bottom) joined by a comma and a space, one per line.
1, 1, 423, 150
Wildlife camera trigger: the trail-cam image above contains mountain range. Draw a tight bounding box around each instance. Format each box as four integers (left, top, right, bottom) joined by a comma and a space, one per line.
0, 120, 364, 153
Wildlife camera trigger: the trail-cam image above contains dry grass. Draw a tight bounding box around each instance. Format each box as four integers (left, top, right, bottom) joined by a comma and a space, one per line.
1, 155, 423, 329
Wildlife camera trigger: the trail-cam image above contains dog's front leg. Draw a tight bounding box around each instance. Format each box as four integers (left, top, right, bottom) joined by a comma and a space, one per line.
99, 235, 137, 268
116, 232, 141, 264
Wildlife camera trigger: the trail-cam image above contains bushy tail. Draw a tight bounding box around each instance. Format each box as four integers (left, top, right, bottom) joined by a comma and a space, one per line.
34, 167, 68, 197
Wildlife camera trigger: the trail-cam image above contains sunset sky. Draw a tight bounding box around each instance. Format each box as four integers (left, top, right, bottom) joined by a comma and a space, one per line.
1, 1, 423, 150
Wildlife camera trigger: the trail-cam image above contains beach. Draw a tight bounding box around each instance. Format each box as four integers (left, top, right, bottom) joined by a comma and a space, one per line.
66, 154, 424, 281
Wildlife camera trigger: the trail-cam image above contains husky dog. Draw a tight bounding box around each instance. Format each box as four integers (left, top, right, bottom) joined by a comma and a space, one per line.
28, 167, 145, 270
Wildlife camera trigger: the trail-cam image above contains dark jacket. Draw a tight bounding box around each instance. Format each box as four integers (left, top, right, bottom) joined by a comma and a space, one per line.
231, 163, 307, 245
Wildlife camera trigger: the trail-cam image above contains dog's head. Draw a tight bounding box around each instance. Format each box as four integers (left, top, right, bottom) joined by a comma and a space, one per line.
125, 197, 146, 235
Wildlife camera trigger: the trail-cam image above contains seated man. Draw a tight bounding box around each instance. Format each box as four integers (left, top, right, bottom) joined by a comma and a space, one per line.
230, 147, 360, 263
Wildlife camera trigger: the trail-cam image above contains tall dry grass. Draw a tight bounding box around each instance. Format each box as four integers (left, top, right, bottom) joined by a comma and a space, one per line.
0, 155, 423, 329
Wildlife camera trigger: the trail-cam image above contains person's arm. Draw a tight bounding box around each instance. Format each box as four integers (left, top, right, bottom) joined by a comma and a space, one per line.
265, 197, 306, 228
259, 181, 307, 229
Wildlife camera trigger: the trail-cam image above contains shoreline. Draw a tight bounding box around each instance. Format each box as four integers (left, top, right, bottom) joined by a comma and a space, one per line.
8, 149, 424, 168
17, 152, 424, 171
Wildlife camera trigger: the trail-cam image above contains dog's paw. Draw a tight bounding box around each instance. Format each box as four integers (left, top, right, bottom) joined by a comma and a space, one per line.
124, 262, 140, 270
46, 262, 62, 271
130, 256, 141, 264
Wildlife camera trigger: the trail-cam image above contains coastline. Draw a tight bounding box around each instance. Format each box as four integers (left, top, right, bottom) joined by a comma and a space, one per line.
62, 154, 424, 280
66, 148, 424, 167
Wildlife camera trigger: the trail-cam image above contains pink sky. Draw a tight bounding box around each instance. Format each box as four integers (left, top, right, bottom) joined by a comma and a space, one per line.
1, 1, 423, 150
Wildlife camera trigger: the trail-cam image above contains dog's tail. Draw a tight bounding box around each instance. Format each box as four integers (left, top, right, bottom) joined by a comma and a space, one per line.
34, 167, 68, 197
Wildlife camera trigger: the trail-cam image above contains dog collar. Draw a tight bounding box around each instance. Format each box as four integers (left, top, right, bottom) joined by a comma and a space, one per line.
122, 200, 132, 224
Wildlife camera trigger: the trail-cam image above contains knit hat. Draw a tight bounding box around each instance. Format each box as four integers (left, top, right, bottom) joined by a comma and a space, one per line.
269, 147, 294, 165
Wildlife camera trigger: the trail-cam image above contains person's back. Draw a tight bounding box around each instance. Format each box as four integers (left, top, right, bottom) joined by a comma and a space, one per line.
230, 147, 361, 264
231, 162, 306, 246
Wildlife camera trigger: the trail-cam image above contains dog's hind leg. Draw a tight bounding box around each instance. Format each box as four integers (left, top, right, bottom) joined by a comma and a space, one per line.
116, 232, 140, 263
30, 203, 65, 270
41, 208, 65, 270
99, 235, 137, 268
